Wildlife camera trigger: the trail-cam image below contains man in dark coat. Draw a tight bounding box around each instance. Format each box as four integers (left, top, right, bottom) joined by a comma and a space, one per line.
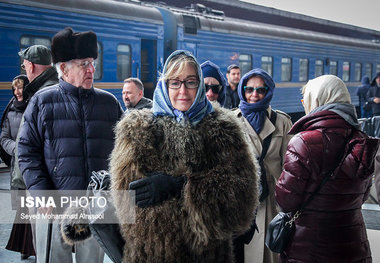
225, 64, 241, 109
18, 27, 123, 263
13, 45, 59, 184
19, 45, 59, 102
366, 72, 380, 116
356, 75, 371, 118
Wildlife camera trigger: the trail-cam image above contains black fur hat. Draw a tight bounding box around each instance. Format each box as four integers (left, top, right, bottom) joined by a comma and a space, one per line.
51, 27, 98, 64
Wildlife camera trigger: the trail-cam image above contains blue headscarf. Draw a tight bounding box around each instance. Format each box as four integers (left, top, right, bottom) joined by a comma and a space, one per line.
238, 68, 275, 134
153, 50, 214, 126
200, 60, 228, 107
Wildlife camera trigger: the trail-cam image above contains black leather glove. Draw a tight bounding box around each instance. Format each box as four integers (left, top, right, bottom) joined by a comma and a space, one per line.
129, 172, 187, 208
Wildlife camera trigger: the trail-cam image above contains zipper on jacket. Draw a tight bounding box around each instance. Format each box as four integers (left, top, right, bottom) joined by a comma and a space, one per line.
79, 91, 89, 184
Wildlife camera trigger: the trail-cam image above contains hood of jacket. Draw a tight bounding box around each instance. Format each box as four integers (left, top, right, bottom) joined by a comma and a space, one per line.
361, 75, 370, 85
370, 71, 380, 86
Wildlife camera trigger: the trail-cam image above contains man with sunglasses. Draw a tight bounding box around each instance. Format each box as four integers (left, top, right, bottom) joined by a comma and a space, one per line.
18, 27, 123, 263
233, 68, 292, 263
201, 60, 231, 108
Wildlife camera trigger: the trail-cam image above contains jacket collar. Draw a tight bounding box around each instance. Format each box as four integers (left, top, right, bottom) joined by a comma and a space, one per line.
24, 67, 58, 100
59, 78, 94, 96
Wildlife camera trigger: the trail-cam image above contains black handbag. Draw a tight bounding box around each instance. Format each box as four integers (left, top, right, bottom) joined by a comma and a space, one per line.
265, 210, 299, 253
265, 136, 351, 253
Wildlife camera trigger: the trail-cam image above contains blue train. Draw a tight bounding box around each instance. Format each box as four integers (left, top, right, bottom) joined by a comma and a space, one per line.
1, 0, 379, 119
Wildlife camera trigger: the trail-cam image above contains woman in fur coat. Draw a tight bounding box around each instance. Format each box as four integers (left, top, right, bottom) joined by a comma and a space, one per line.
110, 50, 259, 263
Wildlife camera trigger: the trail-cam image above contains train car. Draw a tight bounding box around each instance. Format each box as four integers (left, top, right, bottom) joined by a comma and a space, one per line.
156, 4, 380, 118
0, 0, 164, 114
0, 0, 379, 120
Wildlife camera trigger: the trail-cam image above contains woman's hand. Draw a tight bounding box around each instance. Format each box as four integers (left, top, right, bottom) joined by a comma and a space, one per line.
129, 172, 187, 208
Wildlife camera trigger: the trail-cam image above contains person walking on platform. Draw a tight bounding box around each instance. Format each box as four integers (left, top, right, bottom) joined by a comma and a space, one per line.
366, 72, 380, 116
233, 68, 292, 263
201, 60, 231, 107
18, 27, 123, 263
356, 75, 372, 118
0, 75, 35, 260
276, 75, 379, 263
110, 50, 259, 262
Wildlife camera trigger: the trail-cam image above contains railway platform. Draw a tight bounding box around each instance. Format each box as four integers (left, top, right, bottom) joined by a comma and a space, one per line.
1, 162, 380, 262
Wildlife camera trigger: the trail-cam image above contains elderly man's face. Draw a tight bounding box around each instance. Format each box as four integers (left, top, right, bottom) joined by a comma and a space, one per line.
376, 76, 380, 85
64, 58, 95, 89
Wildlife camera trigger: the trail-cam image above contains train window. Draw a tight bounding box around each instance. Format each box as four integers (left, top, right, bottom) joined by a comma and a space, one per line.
354, 63, 361, 82
261, 56, 273, 77
20, 36, 51, 48
342, 62, 350, 82
281, 58, 292, 82
376, 64, 380, 74
364, 63, 372, 79
299, 59, 308, 82
117, 44, 132, 81
329, 61, 337, 76
315, 60, 324, 77
183, 15, 200, 34
239, 54, 252, 76
94, 42, 103, 80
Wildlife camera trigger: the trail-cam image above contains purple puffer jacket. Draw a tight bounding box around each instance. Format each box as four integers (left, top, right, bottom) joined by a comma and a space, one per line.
276, 110, 379, 263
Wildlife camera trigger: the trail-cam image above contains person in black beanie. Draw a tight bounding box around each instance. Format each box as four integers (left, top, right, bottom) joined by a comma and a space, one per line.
18, 27, 123, 263
0, 75, 35, 260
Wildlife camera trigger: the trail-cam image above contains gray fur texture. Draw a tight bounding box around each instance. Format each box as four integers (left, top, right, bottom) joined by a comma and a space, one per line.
110, 104, 259, 262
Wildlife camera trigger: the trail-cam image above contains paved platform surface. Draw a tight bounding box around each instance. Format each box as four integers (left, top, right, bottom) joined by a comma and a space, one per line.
0, 164, 113, 263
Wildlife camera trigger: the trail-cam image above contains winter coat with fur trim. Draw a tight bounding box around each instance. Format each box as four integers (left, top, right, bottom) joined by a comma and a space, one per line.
275, 111, 379, 263
110, 104, 259, 263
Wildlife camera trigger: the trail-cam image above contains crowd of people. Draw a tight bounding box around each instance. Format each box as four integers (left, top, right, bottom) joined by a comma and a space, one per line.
0, 27, 379, 263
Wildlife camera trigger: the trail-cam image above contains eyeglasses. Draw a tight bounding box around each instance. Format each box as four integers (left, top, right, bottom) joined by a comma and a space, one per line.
205, 84, 222, 94
244, 86, 268, 95
167, 79, 199, 89
73, 60, 96, 69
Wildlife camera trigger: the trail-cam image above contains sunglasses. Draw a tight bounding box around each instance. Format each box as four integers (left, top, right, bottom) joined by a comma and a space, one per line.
244, 86, 268, 95
205, 84, 222, 94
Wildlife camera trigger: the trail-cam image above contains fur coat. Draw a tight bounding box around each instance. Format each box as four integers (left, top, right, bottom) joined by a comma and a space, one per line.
110, 104, 259, 262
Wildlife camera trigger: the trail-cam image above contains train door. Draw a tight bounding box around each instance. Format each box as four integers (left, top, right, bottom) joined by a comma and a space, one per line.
141, 39, 157, 99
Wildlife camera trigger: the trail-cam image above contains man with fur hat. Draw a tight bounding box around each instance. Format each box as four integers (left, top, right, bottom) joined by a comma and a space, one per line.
366, 72, 380, 116
18, 27, 123, 263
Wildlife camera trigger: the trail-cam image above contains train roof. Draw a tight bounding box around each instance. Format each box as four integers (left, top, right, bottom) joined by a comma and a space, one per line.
0, 0, 163, 25
141, 0, 380, 42
156, 3, 380, 51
